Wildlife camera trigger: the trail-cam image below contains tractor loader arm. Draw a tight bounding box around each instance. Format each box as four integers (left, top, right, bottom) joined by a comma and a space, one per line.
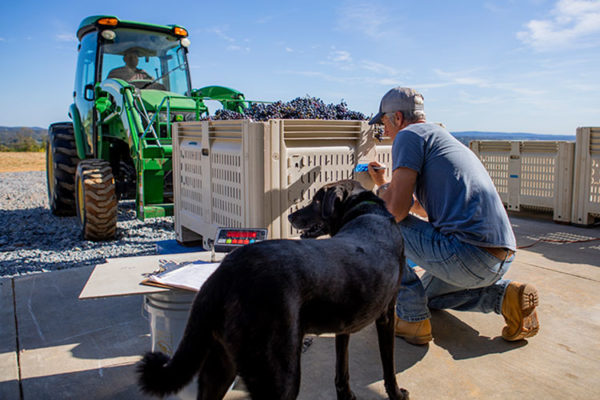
192, 85, 248, 114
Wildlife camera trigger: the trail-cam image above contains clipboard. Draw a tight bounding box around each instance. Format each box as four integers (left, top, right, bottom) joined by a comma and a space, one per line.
141, 261, 221, 292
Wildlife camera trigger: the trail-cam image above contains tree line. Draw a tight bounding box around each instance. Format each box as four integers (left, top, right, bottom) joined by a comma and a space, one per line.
0, 127, 47, 152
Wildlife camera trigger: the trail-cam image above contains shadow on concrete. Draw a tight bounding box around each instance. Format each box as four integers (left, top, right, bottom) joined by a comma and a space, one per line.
298, 325, 427, 399
430, 310, 526, 360
18, 363, 149, 400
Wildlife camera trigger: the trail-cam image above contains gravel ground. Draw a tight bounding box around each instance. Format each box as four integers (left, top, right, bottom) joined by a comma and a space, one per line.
0, 171, 176, 278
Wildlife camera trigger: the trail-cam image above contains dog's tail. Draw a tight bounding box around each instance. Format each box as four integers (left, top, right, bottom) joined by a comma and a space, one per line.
137, 290, 219, 396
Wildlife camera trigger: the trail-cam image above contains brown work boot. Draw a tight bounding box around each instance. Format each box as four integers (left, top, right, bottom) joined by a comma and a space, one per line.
501, 282, 539, 341
394, 315, 432, 345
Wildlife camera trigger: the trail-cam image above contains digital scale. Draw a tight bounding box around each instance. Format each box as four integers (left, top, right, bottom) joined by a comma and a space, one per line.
213, 227, 268, 253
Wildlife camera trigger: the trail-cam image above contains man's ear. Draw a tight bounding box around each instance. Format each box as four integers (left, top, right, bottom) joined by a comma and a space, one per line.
395, 111, 404, 129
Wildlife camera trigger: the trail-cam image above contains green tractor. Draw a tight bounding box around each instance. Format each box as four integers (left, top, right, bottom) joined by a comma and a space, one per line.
46, 16, 247, 240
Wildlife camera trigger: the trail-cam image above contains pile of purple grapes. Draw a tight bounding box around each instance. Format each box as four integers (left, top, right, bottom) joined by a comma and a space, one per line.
205, 97, 367, 121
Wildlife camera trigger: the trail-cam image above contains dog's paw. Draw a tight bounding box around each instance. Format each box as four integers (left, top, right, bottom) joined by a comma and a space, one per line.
335, 386, 357, 400
336, 392, 357, 400
391, 387, 409, 400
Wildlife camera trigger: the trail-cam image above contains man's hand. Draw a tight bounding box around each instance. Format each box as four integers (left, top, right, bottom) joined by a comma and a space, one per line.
368, 161, 386, 187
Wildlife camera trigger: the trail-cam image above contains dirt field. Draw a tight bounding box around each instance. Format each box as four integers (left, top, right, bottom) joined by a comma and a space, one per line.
0, 152, 46, 173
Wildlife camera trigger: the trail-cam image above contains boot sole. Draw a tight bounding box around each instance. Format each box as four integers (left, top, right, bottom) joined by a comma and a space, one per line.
503, 284, 539, 341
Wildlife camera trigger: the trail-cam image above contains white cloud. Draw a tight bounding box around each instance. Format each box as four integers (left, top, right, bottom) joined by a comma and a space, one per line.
256, 15, 274, 24
458, 90, 504, 105
433, 69, 491, 88
56, 33, 76, 42
280, 69, 348, 83
208, 27, 250, 52
359, 61, 401, 76
226, 45, 250, 53
430, 69, 548, 100
329, 49, 352, 63
285, 47, 294, 53
336, 1, 390, 39
517, 0, 600, 51
376, 78, 403, 86
208, 27, 235, 43
484, 2, 505, 13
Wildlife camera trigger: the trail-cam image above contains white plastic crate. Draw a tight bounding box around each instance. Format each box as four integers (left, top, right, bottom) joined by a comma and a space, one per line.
469, 141, 511, 205
470, 140, 575, 222
172, 119, 385, 247
571, 127, 600, 225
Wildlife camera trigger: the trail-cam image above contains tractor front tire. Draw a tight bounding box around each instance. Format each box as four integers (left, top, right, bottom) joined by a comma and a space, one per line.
46, 123, 79, 215
75, 159, 118, 241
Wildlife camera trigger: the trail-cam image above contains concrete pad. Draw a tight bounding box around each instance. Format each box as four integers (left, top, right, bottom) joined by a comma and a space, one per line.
0, 278, 20, 400
12, 266, 151, 399
2, 215, 599, 399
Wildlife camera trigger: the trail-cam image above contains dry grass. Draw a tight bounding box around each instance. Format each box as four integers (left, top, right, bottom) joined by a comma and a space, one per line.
0, 152, 46, 173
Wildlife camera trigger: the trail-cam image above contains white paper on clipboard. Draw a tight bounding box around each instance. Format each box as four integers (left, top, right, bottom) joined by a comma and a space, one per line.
143, 261, 221, 292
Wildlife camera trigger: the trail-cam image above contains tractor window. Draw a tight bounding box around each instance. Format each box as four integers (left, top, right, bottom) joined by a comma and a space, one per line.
75, 32, 98, 99
99, 28, 190, 95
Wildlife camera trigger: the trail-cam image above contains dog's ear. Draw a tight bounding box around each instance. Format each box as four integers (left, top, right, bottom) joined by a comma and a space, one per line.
350, 179, 367, 194
322, 186, 345, 219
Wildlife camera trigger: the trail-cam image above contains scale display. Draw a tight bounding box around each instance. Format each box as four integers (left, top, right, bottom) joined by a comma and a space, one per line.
214, 227, 268, 253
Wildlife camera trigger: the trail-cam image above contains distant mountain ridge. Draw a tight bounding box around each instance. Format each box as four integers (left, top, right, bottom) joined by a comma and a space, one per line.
450, 131, 575, 147
0, 126, 577, 149
0, 126, 47, 146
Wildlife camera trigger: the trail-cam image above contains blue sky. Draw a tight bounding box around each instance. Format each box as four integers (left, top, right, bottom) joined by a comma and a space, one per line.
0, 0, 599, 134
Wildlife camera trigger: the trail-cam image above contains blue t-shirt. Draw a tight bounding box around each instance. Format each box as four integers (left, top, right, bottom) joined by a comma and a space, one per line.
392, 123, 516, 250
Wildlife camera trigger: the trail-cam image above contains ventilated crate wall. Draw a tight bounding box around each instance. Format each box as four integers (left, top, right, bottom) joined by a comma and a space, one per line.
469, 141, 511, 204
572, 127, 600, 225
470, 140, 575, 222
173, 121, 265, 247
173, 119, 381, 246
265, 120, 377, 239
373, 135, 393, 180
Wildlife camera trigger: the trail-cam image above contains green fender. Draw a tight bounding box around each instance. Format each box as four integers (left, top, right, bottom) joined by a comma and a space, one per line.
68, 104, 89, 159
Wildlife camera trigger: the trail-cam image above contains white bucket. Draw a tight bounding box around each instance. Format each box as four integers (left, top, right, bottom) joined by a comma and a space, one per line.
144, 290, 198, 400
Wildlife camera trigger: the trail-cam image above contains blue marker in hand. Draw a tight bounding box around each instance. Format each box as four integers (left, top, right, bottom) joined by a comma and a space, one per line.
355, 163, 386, 172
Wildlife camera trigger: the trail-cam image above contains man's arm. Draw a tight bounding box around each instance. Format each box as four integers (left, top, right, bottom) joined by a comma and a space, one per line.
379, 167, 419, 222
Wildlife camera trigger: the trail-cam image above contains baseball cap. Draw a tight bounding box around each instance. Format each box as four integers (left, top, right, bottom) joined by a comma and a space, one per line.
369, 87, 424, 125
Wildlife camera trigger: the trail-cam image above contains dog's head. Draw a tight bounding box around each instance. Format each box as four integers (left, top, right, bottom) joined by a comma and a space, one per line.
288, 180, 381, 238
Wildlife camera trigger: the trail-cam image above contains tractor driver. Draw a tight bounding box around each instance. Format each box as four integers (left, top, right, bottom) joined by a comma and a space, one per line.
107, 48, 153, 82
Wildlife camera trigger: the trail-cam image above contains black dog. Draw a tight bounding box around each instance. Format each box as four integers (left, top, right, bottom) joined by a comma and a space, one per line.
137, 180, 408, 400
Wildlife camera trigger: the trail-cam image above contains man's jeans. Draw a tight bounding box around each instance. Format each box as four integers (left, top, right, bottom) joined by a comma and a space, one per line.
396, 215, 513, 322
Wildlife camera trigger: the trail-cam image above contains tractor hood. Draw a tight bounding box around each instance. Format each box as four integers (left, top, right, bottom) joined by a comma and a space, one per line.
139, 90, 197, 112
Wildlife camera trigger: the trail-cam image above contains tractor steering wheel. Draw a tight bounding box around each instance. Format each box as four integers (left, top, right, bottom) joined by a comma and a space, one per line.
129, 80, 166, 91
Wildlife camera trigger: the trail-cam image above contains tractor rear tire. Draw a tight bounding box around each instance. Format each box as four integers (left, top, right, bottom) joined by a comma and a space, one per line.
46, 123, 80, 215
75, 159, 118, 241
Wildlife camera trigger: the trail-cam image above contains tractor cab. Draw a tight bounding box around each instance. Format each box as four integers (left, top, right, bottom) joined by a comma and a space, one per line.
76, 16, 192, 95
99, 28, 192, 95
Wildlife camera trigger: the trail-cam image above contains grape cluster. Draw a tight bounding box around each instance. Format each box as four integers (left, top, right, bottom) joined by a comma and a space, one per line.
203, 97, 367, 121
